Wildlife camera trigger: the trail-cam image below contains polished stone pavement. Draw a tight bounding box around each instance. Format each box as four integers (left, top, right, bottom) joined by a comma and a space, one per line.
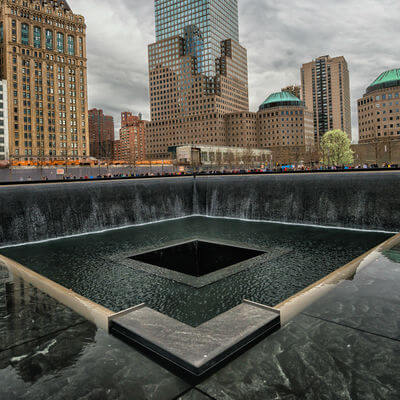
1, 241, 400, 399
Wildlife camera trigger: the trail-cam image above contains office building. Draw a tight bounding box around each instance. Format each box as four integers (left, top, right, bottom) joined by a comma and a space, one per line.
257, 91, 314, 149
146, 0, 249, 159
358, 68, 400, 143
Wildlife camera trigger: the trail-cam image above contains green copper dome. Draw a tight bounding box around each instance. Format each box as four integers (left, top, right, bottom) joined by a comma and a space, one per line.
259, 91, 302, 110
366, 68, 400, 94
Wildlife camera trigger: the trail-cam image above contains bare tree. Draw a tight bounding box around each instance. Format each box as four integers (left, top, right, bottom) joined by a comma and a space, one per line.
129, 150, 137, 177
225, 150, 236, 170
215, 150, 223, 170
242, 147, 255, 169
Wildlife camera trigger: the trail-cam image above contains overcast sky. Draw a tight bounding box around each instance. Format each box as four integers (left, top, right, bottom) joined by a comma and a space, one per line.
72, 0, 399, 141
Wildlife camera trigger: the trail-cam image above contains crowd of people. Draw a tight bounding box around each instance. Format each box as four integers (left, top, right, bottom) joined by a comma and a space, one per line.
6, 162, 399, 183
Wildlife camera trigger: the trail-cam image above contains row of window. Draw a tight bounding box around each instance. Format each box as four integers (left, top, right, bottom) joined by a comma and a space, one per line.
3, 21, 84, 56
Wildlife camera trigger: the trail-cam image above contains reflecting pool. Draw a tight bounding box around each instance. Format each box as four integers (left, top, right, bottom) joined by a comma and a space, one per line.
1, 217, 392, 326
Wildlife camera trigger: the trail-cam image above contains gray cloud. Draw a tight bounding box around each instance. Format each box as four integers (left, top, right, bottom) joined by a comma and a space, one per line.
72, 0, 400, 141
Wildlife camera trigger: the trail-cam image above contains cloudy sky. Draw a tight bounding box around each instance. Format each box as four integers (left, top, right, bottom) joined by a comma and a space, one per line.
71, 0, 399, 141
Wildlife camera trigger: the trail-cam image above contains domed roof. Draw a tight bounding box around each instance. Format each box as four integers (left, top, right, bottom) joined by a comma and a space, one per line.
366, 68, 400, 94
259, 91, 302, 110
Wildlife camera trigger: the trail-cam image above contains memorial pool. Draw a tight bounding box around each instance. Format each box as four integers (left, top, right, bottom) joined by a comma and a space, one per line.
1, 216, 391, 327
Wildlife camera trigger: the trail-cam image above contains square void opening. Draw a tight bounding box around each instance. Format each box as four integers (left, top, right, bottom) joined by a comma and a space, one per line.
129, 240, 265, 277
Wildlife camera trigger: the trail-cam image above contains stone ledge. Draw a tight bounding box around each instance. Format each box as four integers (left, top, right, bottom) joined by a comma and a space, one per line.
109, 300, 280, 377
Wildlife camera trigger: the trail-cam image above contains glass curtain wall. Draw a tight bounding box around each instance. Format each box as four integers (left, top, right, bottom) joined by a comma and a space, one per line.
154, 0, 239, 77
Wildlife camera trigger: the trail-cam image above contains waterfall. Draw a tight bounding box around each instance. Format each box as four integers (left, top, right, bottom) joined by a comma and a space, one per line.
0, 173, 399, 246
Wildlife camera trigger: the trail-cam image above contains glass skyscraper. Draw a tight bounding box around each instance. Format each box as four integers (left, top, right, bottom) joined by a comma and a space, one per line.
154, 0, 239, 76
147, 0, 249, 159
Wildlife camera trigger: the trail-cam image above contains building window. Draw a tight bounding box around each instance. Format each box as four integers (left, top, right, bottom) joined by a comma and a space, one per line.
0, 23, 3, 44
57, 32, 64, 53
21, 23, 29, 45
78, 37, 83, 57
67, 35, 74, 56
34, 26, 41, 48
46, 29, 53, 50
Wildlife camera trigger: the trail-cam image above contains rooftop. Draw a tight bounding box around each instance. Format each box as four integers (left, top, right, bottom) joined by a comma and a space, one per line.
259, 91, 302, 110
367, 68, 400, 94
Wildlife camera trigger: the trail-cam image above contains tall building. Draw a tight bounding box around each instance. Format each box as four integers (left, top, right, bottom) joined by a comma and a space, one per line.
154, 0, 239, 77
146, 0, 249, 159
119, 112, 147, 162
88, 108, 114, 160
358, 68, 400, 143
0, 0, 89, 161
301, 55, 351, 143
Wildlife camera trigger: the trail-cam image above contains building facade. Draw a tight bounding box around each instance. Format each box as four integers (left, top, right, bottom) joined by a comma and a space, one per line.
224, 111, 258, 148
146, 0, 249, 159
0, 0, 89, 161
154, 0, 239, 78
0, 79, 9, 160
301, 55, 351, 143
257, 91, 314, 149
88, 108, 114, 160
113, 139, 121, 161
358, 68, 400, 143
174, 145, 271, 168
118, 112, 147, 162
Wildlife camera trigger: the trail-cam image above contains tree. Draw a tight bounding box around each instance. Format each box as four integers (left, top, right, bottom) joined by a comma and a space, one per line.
225, 150, 236, 169
128, 150, 136, 177
215, 150, 223, 169
320, 130, 354, 166
241, 147, 255, 169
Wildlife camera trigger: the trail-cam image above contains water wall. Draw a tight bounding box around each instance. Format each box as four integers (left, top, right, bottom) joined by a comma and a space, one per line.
0, 178, 194, 245
1, 172, 399, 245
196, 173, 400, 231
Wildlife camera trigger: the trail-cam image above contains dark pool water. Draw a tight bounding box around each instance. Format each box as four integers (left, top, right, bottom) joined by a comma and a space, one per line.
1, 217, 392, 326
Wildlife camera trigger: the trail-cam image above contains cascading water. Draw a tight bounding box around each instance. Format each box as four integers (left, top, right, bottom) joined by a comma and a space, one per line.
196, 174, 400, 231
0, 172, 399, 246
0, 179, 194, 245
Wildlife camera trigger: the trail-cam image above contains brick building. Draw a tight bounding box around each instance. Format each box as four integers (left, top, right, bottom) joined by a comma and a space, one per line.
0, 0, 89, 161
358, 68, 400, 143
88, 108, 114, 160
118, 112, 147, 162
113, 139, 121, 161
257, 91, 314, 148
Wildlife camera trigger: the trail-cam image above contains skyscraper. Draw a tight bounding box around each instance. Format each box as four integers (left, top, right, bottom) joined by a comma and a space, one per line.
154, 0, 239, 77
0, 0, 89, 162
147, 0, 249, 159
301, 55, 352, 143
